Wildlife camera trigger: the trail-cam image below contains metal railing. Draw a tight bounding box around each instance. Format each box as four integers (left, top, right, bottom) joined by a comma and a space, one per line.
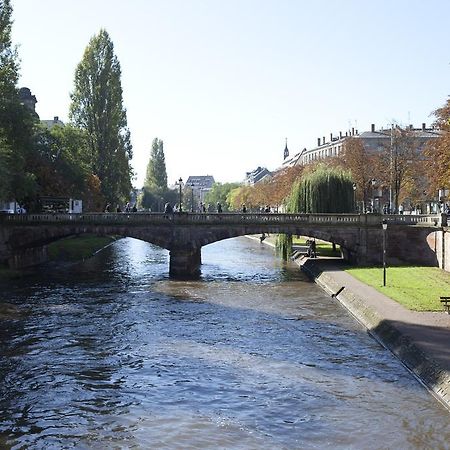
0, 212, 446, 227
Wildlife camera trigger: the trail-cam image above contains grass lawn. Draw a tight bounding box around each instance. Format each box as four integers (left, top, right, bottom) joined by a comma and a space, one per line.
48, 235, 117, 261
346, 266, 450, 311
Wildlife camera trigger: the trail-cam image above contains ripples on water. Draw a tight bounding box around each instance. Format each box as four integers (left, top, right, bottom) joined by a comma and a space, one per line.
0, 237, 449, 449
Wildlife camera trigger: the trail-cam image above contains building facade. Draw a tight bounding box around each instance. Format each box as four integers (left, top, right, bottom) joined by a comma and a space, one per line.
186, 175, 215, 204
281, 123, 441, 213
244, 166, 272, 185
284, 123, 439, 168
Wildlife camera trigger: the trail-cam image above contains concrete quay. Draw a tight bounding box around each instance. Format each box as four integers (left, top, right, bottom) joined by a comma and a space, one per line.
298, 257, 450, 411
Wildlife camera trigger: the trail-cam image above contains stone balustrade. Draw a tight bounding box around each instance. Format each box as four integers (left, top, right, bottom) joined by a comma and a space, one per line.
0, 212, 446, 227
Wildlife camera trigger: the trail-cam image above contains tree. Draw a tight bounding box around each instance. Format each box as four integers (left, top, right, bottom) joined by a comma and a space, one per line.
0, 0, 36, 202
204, 182, 240, 211
286, 164, 354, 214
69, 29, 133, 205
20, 124, 99, 211
139, 137, 174, 211
377, 125, 422, 213
424, 98, 450, 197
145, 138, 167, 190
277, 165, 354, 259
341, 137, 377, 211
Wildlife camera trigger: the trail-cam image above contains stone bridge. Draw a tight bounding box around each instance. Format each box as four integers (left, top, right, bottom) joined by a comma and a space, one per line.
0, 212, 447, 278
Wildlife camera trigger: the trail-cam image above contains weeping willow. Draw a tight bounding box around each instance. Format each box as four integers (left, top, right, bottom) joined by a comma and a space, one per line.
277, 165, 354, 260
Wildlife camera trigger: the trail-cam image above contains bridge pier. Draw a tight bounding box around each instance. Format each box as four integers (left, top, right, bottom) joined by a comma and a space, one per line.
169, 247, 201, 279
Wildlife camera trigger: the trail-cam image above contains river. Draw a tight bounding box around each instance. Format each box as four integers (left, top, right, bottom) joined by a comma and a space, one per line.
0, 237, 449, 449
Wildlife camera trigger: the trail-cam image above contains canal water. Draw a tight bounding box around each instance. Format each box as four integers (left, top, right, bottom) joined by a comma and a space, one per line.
0, 237, 449, 449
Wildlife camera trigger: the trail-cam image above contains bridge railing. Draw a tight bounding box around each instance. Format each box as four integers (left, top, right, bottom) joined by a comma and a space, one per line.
0, 212, 446, 226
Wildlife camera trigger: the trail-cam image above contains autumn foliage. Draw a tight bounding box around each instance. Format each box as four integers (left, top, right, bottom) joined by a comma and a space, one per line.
424, 98, 450, 195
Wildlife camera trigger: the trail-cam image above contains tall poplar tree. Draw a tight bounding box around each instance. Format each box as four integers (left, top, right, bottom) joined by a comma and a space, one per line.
145, 138, 167, 190
69, 29, 133, 204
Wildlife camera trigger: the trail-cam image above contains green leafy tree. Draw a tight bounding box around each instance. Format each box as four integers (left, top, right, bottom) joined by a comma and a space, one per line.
277, 165, 354, 259
22, 124, 96, 211
140, 137, 174, 211
145, 138, 167, 190
204, 182, 240, 211
286, 164, 354, 214
0, 0, 36, 202
69, 29, 133, 205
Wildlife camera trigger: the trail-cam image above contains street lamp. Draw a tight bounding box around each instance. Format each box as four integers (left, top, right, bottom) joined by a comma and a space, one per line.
176, 177, 183, 212
190, 183, 195, 213
382, 219, 388, 287
352, 183, 357, 212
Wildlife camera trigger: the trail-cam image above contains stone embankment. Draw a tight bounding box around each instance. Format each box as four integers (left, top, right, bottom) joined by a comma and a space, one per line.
298, 257, 450, 411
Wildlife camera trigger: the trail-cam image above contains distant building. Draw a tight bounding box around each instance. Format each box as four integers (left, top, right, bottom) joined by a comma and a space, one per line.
186, 175, 215, 203
41, 116, 64, 129
283, 123, 440, 168
244, 166, 272, 185
18, 87, 37, 112
19, 86, 64, 128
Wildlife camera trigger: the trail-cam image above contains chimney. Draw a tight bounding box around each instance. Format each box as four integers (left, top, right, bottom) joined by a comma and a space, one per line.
422, 123, 426, 131
330, 133, 333, 141
317, 137, 321, 147
339, 131, 342, 138
322, 137, 326, 145
355, 129, 358, 135
53, 116, 59, 123
371, 124, 375, 132
345, 131, 348, 137
351, 127, 355, 136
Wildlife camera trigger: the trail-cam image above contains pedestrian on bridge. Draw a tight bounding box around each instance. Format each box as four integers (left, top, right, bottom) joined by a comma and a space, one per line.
164, 202, 173, 214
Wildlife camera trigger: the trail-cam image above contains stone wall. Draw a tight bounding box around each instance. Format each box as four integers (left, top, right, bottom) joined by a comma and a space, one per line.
8, 245, 48, 269
427, 227, 450, 272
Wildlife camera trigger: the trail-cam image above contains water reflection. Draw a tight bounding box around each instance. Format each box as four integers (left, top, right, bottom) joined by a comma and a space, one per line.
0, 237, 448, 449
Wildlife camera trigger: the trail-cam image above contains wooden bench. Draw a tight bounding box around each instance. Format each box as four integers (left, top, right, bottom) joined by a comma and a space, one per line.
440, 297, 450, 314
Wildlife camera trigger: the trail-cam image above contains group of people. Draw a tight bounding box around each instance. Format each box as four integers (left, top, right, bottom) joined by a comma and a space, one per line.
163, 202, 224, 214
104, 202, 137, 213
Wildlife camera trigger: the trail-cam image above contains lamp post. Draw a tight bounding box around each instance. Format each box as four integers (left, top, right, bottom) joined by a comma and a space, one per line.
190, 183, 195, 213
352, 183, 357, 213
176, 177, 183, 212
382, 219, 388, 287
439, 187, 449, 213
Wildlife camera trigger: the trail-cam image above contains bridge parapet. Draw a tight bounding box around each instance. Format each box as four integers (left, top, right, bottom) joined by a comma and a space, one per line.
0, 212, 445, 227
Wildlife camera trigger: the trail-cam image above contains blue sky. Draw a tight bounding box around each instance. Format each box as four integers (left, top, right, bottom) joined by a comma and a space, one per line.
11, 0, 450, 187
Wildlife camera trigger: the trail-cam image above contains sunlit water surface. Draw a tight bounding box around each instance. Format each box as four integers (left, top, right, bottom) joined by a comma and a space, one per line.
0, 237, 449, 449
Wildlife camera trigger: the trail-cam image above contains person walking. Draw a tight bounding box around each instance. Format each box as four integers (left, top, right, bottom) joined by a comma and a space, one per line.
164, 202, 173, 214
217, 202, 223, 213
